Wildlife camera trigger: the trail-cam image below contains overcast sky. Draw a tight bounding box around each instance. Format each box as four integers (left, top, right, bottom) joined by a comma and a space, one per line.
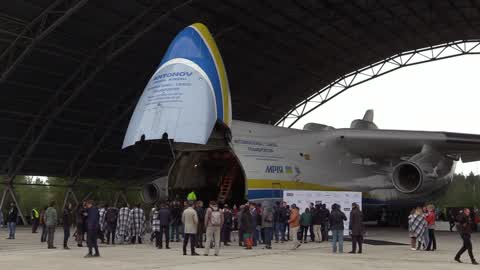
292, 55, 480, 175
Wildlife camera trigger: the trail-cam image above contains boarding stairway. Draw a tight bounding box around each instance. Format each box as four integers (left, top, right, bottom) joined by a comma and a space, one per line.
217, 163, 237, 203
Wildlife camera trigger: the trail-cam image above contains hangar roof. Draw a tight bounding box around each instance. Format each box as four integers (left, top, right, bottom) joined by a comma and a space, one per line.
1, 0, 480, 182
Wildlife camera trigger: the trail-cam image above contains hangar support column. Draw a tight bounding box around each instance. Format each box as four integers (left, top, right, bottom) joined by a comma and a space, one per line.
0, 184, 28, 226
113, 190, 129, 208
62, 187, 79, 211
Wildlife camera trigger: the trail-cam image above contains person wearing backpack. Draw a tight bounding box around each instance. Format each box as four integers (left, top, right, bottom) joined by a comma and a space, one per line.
204, 201, 224, 256
105, 205, 118, 245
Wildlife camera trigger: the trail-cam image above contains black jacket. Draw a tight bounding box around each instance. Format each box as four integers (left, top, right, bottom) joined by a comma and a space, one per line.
7, 207, 17, 223
196, 207, 206, 223
349, 208, 364, 236
457, 213, 473, 235
240, 210, 254, 233
312, 207, 322, 225
224, 210, 233, 226
170, 206, 182, 225
329, 209, 347, 230
63, 208, 72, 227
76, 207, 86, 225
274, 207, 288, 223
319, 208, 330, 223
158, 207, 171, 226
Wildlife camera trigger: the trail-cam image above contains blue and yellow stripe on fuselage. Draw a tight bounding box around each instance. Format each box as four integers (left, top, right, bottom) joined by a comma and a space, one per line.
246, 179, 383, 205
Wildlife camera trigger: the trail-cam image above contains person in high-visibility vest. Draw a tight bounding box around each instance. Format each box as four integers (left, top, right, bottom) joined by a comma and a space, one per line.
187, 191, 197, 202
31, 208, 40, 233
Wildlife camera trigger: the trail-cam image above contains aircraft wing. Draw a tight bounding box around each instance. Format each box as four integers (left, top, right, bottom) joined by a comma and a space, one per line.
333, 129, 480, 162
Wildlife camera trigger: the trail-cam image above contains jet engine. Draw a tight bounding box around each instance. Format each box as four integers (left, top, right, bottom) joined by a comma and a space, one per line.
392, 161, 425, 193
391, 145, 454, 194
142, 177, 168, 204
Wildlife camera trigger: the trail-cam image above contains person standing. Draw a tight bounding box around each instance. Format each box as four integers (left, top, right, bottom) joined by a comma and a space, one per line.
448, 209, 456, 232
312, 204, 322, 243
308, 202, 315, 242
40, 206, 48, 242
349, 203, 364, 254
425, 204, 437, 251
249, 203, 259, 246
240, 204, 254, 249
149, 206, 156, 243
31, 208, 40, 233
238, 205, 245, 246
151, 205, 160, 248
233, 204, 239, 232
157, 202, 171, 249
300, 208, 312, 244
288, 204, 301, 250
45, 201, 58, 249
204, 201, 223, 256
105, 205, 118, 245
195, 201, 206, 248
262, 202, 274, 249
170, 201, 182, 242
222, 204, 233, 246
85, 200, 100, 258
329, 204, 347, 253
116, 204, 130, 244
182, 201, 199, 256
75, 203, 86, 247
274, 202, 287, 243
6, 202, 18, 240
408, 207, 427, 250
455, 208, 478, 264
129, 204, 146, 244
285, 205, 291, 241
320, 204, 330, 242
63, 203, 73, 249
98, 204, 107, 244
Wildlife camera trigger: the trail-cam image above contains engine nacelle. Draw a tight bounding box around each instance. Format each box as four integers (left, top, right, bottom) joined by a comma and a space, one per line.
142, 177, 168, 204
392, 161, 426, 193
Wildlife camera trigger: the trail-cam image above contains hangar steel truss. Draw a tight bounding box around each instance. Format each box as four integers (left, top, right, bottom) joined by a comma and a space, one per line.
276, 39, 480, 128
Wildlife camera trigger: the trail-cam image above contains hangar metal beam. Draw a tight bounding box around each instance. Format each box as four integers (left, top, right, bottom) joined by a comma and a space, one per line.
397, 1, 445, 41
276, 39, 480, 128
213, 1, 351, 70
447, 0, 477, 33
1, 0, 194, 185
293, 0, 384, 58
375, 1, 432, 46
0, 185, 28, 226
67, 102, 135, 186
0, 0, 88, 83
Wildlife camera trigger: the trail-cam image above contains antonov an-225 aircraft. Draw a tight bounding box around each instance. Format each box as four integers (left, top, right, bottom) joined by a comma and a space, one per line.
123, 23, 480, 207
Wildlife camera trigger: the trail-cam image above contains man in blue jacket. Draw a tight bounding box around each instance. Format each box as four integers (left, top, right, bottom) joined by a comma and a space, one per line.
85, 200, 100, 258
6, 202, 18, 240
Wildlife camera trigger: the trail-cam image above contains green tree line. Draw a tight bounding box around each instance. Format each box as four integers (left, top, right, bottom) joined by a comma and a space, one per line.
0, 176, 144, 222
435, 172, 480, 208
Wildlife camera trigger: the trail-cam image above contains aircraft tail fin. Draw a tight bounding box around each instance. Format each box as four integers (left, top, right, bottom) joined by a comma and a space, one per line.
363, 109, 374, 122
350, 109, 378, 129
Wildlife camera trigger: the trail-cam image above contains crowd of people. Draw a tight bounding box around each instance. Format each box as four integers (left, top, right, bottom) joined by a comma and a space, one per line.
2, 198, 366, 258
408, 204, 479, 265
